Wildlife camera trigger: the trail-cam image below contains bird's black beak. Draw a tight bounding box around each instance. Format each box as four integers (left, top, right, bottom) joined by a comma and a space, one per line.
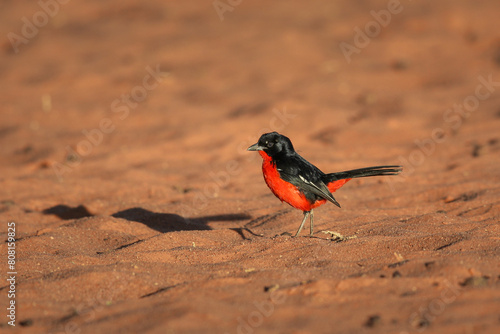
247, 143, 265, 151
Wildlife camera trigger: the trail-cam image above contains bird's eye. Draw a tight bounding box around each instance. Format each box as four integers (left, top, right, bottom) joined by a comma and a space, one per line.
266, 141, 274, 148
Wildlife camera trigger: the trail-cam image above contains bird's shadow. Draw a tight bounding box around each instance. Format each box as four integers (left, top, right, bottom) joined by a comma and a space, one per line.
42, 204, 94, 220
42, 204, 253, 234
111, 207, 251, 233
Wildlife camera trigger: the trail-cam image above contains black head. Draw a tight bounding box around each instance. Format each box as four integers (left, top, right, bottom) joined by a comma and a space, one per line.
247, 132, 295, 158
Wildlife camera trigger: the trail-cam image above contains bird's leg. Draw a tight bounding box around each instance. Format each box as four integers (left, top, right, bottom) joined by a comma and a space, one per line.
294, 211, 310, 237
309, 209, 314, 236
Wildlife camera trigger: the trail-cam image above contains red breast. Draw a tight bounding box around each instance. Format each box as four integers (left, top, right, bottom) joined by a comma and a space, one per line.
259, 151, 349, 211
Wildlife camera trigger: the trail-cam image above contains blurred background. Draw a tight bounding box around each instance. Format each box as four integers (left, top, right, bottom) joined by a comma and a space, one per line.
2, 0, 499, 184
2, 0, 500, 220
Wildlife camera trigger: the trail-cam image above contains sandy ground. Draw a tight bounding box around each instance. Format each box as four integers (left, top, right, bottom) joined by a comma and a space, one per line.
1, 0, 500, 333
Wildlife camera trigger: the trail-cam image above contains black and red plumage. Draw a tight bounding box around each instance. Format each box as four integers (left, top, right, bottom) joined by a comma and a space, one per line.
248, 132, 402, 236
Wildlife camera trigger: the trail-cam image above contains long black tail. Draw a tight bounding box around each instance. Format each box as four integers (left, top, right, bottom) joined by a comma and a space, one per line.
323, 165, 402, 183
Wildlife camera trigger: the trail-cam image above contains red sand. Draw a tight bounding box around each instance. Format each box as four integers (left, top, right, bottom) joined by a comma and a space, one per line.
1, 1, 500, 333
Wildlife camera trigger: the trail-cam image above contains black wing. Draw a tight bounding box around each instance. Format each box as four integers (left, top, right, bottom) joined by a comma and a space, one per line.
275, 154, 341, 208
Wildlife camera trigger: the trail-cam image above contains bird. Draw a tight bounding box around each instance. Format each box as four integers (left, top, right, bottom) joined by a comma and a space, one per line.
247, 132, 402, 237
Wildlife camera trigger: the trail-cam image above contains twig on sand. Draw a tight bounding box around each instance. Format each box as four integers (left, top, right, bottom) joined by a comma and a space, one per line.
321, 230, 357, 242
